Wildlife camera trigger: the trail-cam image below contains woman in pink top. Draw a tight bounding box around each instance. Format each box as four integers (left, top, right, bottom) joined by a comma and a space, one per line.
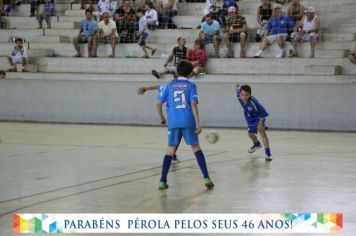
187, 40, 208, 76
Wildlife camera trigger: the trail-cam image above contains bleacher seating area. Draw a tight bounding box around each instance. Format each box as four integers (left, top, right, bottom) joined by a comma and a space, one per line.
0, 0, 355, 131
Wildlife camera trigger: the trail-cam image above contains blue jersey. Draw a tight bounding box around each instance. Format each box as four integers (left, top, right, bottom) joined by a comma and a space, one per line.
157, 78, 198, 129
267, 15, 295, 35
236, 88, 268, 126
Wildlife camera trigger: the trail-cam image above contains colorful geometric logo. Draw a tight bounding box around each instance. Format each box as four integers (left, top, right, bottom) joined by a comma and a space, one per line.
13, 214, 62, 233
282, 213, 343, 232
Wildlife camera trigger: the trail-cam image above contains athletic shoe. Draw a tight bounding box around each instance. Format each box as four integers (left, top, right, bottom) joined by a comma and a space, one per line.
204, 178, 214, 189
265, 154, 273, 162
172, 155, 180, 164
158, 181, 169, 190
248, 141, 262, 153
152, 69, 161, 79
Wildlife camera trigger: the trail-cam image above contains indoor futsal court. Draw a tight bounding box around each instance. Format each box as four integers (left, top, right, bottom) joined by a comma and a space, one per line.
0, 122, 355, 235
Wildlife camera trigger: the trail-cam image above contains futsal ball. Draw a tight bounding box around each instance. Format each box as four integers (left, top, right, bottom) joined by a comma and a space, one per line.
205, 131, 219, 144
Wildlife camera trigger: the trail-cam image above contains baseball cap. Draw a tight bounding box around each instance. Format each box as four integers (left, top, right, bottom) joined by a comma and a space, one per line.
304, 6, 315, 13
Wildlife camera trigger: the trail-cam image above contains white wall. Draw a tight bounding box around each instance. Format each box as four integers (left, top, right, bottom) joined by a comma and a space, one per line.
0, 79, 355, 131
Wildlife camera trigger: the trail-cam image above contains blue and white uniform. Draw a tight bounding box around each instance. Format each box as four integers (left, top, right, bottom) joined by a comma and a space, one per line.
157, 77, 199, 146
236, 88, 268, 134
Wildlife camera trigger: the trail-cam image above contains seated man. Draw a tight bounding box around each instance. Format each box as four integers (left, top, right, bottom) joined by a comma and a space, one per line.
199, 12, 222, 58
152, 37, 187, 79
290, 6, 320, 58
7, 37, 27, 72
255, 5, 295, 58
223, 6, 248, 58
187, 40, 208, 76
256, 0, 273, 42
0, 71, 6, 79
92, 11, 119, 58
36, 0, 56, 29
73, 8, 97, 57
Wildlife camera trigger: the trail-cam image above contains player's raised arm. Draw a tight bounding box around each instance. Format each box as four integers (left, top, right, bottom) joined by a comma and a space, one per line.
137, 85, 159, 95
235, 84, 244, 105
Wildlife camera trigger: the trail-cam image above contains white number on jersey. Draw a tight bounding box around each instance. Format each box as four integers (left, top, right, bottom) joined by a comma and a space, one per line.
174, 90, 186, 109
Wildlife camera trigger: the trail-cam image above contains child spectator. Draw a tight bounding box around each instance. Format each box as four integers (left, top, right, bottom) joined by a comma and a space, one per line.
256, 0, 273, 42
144, 1, 159, 30
136, 8, 157, 58
36, 0, 56, 29
187, 40, 208, 76
152, 37, 187, 79
7, 38, 27, 72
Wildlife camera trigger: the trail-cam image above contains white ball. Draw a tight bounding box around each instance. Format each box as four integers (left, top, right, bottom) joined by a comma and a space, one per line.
205, 131, 219, 144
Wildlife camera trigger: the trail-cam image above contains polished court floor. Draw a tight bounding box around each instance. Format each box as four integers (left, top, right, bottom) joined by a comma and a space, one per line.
0, 122, 355, 235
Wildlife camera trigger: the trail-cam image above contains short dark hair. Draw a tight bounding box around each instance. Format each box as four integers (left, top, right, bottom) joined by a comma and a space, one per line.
177, 61, 193, 77
194, 39, 205, 50
240, 85, 252, 94
15, 37, 23, 43
85, 8, 93, 14
0, 70, 6, 76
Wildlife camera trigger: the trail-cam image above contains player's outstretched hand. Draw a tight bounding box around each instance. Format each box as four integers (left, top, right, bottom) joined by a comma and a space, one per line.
137, 87, 146, 95
160, 117, 166, 125
195, 125, 202, 134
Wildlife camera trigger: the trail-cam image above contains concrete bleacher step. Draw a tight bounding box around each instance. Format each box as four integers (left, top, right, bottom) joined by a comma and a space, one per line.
28, 49, 54, 57
315, 49, 348, 58
0, 57, 38, 72
305, 65, 342, 75
5, 72, 355, 85
8, 4, 74, 17
33, 36, 71, 43
35, 57, 356, 75
322, 33, 356, 42
7, 17, 77, 29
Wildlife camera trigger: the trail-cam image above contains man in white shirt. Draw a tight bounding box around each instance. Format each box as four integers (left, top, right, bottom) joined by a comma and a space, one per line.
92, 11, 119, 57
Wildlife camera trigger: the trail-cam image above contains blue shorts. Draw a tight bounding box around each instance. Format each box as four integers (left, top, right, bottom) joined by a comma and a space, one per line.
168, 128, 199, 146
247, 119, 268, 134
137, 32, 148, 46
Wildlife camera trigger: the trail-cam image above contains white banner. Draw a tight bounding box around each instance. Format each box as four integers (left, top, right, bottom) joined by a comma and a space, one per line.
13, 213, 343, 234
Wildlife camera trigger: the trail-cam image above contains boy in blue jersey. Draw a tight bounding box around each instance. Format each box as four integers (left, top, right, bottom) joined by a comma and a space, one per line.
137, 84, 180, 164
157, 61, 214, 190
235, 84, 272, 161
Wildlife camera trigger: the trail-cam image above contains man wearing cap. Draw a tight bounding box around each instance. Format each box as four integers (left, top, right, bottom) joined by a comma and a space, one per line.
290, 6, 320, 58
255, 5, 295, 58
223, 6, 248, 58
92, 11, 119, 58
199, 12, 222, 58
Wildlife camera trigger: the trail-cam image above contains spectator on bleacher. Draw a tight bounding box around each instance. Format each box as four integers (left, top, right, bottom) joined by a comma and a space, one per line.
287, 0, 304, 25
7, 38, 27, 72
348, 45, 356, 65
199, 5, 224, 29
94, 0, 110, 21
160, 0, 177, 29
36, 0, 55, 29
222, 0, 238, 18
255, 5, 295, 58
290, 6, 320, 58
256, 0, 273, 42
3, 0, 21, 15
30, 0, 44, 17
115, 0, 136, 43
152, 37, 187, 79
271, 0, 291, 4
92, 11, 118, 57
73, 8, 97, 57
223, 6, 247, 58
199, 12, 221, 58
144, 1, 159, 30
187, 39, 208, 75
136, 8, 157, 58
0, 71, 6, 79
109, 0, 117, 16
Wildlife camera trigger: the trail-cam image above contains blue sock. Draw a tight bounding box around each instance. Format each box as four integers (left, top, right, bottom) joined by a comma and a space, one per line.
160, 155, 173, 182
255, 140, 261, 146
265, 147, 271, 156
194, 150, 209, 179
